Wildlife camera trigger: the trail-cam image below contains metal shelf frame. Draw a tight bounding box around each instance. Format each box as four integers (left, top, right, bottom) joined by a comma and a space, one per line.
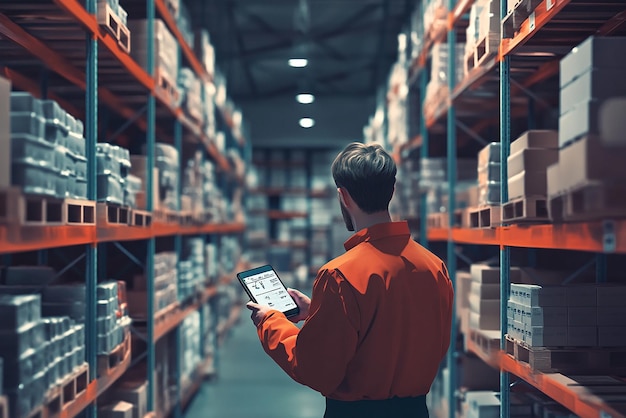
401, 0, 626, 417
0, 0, 249, 416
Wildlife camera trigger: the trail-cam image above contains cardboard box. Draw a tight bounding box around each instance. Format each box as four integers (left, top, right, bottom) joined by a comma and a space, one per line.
596, 285, 626, 306
510, 284, 567, 307
469, 310, 500, 331
567, 306, 597, 326
456, 271, 473, 312
130, 156, 159, 210
470, 282, 500, 300
510, 130, 558, 154
524, 326, 567, 347
546, 162, 561, 198
465, 391, 500, 418
0, 77, 10, 188
599, 97, 626, 147
478, 162, 501, 185
478, 142, 500, 167
558, 99, 626, 147
99, 401, 134, 418
560, 68, 626, 115
598, 327, 626, 346
597, 306, 626, 326
566, 285, 597, 306
522, 306, 567, 327
567, 326, 597, 346
469, 293, 500, 315
556, 136, 626, 191
470, 264, 521, 284
507, 148, 558, 178
507, 170, 548, 200
560, 36, 626, 89
111, 381, 148, 418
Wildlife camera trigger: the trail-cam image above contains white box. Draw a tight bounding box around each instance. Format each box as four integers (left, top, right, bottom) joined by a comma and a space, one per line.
507, 148, 558, 178
469, 310, 500, 331
597, 306, 626, 326
469, 293, 500, 316
567, 306, 597, 326
99, 401, 134, 418
507, 170, 548, 200
560, 68, 626, 115
510, 130, 558, 154
521, 306, 567, 327
470, 282, 500, 300
456, 271, 473, 312
510, 284, 567, 307
558, 100, 603, 147
560, 36, 626, 89
0, 77, 10, 188
567, 326, 597, 347
598, 327, 626, 346
524, 326, 567, 347
465, 391, 500, 418
478, 142, 500, 167
470, 264, 521, 284
596, 285, 626, 306
566, 285, 597, 306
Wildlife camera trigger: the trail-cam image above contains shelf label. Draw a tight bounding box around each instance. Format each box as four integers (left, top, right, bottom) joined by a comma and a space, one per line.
529, 12, 536, 32
603, 220, 616, 253
546, 0, 555, 11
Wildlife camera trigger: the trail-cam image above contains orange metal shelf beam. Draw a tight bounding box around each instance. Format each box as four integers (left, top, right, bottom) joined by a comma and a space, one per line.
427, 221, 626, 253
154, 0, 209, 83
500, 0, 572, 58
0, 225, 96, 255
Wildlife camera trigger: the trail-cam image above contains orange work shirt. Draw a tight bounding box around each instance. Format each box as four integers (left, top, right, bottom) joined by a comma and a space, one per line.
256, 221, 454, 401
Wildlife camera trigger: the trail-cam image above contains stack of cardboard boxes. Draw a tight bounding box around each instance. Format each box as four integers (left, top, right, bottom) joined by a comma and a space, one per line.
547, 36, 626, 221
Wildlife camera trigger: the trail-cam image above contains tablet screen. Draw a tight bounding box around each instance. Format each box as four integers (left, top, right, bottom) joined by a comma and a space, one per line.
241, 268, 298, 313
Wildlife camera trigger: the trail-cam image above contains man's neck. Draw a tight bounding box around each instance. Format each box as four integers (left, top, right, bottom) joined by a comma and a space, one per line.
353, 211, 393, 232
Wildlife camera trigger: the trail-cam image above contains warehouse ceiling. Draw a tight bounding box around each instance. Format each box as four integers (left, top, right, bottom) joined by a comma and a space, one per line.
190, 0, 412, 100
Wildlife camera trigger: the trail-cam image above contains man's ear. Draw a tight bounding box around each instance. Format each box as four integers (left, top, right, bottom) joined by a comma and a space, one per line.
337, 187, 352, 207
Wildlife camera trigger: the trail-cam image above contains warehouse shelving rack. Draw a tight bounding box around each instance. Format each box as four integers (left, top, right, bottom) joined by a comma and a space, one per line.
397, 1, 626, 417
0, 0, 248, 417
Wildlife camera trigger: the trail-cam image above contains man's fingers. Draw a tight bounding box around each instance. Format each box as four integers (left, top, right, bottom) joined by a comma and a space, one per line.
246, 301, 260, 310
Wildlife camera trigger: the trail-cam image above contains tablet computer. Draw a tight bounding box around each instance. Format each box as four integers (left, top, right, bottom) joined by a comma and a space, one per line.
237, 265, 300, 318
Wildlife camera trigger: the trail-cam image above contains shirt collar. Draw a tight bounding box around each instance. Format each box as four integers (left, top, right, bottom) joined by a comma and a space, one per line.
344, 221, 411, 251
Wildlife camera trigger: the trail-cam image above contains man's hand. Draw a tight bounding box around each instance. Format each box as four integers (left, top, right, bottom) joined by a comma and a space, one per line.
287, 288, 311, 323
246, 302, 273, 327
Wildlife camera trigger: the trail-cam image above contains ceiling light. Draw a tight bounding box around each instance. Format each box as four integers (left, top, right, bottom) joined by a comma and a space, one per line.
296, 93, 315, 104
289, 58, 308, 68
299, 117, 315, 128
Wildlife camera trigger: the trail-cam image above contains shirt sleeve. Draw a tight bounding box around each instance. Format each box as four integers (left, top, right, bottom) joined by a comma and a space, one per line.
256, 269, 359, 396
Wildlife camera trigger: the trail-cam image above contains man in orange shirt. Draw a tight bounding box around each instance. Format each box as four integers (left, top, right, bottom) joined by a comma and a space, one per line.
247, 142, 454, 418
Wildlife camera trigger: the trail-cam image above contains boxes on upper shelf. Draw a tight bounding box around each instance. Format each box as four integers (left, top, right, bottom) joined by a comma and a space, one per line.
559, 36, 626, 147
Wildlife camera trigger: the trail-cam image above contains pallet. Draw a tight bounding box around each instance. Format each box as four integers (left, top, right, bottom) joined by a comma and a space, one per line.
96, 2, 131, 54
97, 203, 131, 225
548, 181, 626, 223
501, 195, 549, 224
469, 205, 501, 228
97, 328, 131, 378
502, 0, 543, 38
454, 208, 472, 228
153, 208, 180, 224
45, 363, 89, 417
155, 67, 180, 108
505, 335, 626, 373
427, 212, 449, 229
130, 209, 152, 227
474, 34, 499, 69
0, 187, 95, 226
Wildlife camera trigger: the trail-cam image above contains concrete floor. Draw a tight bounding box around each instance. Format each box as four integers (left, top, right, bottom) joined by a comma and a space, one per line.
183, 314, 325, 418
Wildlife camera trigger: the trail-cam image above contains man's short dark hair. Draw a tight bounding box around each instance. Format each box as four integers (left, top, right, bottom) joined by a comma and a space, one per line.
331, 142, 397, 214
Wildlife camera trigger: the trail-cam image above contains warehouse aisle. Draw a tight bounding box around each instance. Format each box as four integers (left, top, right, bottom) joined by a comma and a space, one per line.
184, 312, 325, 418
